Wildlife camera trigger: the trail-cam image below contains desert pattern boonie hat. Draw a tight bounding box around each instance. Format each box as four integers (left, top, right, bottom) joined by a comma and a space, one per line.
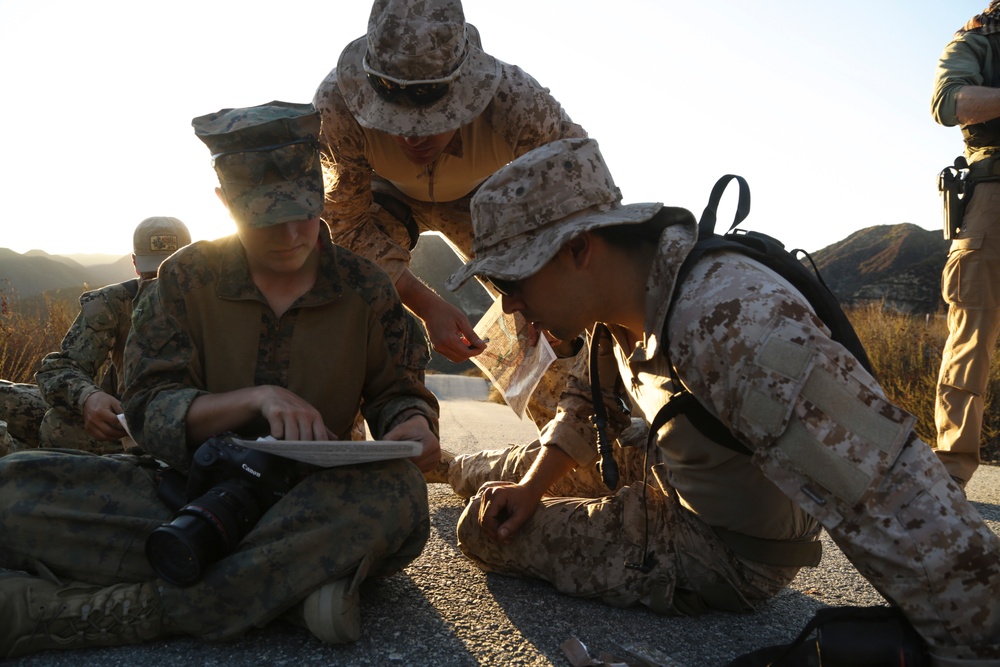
192, 101, 324, 228
132, 216, 191, 274
446, 138, 664, 290
336, 0, 501, 137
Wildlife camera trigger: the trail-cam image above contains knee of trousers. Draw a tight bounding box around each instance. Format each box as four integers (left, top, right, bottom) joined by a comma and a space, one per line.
291, 458, 429, 534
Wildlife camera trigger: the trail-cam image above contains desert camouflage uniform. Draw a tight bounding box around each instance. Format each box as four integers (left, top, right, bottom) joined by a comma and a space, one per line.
457, 218, 1000, 664
0, 380, 46, 451
315, 60, 587, 430
0, 228, 437, 641
35, 280, 141, 454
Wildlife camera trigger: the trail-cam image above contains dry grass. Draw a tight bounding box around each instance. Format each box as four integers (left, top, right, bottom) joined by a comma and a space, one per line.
3, 285, 998, 462
0, 283, 79, 383
847, 301, 1000, 463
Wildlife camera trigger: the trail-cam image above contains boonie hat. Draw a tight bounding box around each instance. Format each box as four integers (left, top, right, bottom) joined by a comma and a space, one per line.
447, 138, 666, 290
336, 0, 501, 137
192, 101, 323, 228
132, 216, 191, 274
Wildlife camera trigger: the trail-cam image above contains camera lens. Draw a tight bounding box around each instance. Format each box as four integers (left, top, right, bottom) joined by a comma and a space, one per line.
146, 480, 263, 587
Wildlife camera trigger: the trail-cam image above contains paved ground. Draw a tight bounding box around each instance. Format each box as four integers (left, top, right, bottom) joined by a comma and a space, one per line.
11, 375, 1000, 666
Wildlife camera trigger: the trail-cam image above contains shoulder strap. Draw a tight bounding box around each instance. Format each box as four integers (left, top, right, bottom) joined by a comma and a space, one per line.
590, 324, 620, 489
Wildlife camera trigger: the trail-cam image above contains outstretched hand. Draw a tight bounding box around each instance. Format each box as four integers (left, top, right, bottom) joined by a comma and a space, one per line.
423, 297, 487, 363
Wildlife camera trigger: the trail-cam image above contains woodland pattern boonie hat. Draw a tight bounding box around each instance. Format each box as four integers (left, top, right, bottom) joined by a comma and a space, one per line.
192, 101, 324, 228
336, 0, 501, 137
132, 216, 191, 274
446, 138, 664, 290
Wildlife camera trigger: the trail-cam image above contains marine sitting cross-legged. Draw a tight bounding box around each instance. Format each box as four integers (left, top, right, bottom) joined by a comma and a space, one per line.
0, 101, 440, 658
446, 137, 1000, 666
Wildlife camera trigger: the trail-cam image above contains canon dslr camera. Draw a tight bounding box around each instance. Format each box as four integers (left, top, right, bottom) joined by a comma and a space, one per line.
146, 434, 301, 587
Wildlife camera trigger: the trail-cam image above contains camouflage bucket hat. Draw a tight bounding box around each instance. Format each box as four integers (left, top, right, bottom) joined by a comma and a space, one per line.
192, 101, 323, 228
446, 138, 665, 291
336, 0, 501, 136
132, 216, 191, 274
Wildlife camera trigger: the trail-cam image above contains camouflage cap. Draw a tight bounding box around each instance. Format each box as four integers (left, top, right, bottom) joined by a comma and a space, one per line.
336, 0, 501, 136
446, 138, 665, 291
132, 216, 191, 274
192, 101, 323, 228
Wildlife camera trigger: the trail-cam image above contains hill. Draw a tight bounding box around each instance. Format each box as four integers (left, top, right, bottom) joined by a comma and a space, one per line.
809, 223, 949, 314
0, 249, 135, 300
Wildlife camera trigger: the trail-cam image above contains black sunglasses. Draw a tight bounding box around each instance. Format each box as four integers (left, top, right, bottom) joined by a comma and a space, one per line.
362, 50, 468, 107
365, 74, 450, 106
484, 276, 521, 297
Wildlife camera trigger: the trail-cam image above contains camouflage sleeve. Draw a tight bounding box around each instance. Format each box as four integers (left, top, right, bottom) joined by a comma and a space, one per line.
122, 266, 204, 470
340, 251, 439, 438
537, 328, 630, 467
932, 33, 987, 127
483, 63, 588, 158
36, 286, 129, 412
667, 252, 904, 453
314, 70, 411, 283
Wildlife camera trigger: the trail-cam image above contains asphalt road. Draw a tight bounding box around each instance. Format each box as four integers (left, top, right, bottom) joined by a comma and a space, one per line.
10, 375, 1000, 666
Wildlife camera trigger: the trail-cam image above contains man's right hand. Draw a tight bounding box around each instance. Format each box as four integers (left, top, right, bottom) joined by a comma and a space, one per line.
82, 391, 127, 441
258, 386, 336, 441
396, 268, 486, 363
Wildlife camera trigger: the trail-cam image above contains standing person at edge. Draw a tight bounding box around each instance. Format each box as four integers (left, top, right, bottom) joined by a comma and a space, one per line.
932, 2, 1000, 489
0, 101, 439, 658
314, 0, 587, 428
34, 216, 191, 455
0, 217, 190, 456
447, 138, 1000, 666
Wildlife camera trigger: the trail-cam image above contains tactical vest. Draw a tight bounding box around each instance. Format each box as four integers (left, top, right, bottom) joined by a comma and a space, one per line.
961, 32, 1000, 153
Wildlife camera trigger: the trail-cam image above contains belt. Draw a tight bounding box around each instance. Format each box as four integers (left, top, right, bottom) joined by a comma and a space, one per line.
712, 526, 822, 568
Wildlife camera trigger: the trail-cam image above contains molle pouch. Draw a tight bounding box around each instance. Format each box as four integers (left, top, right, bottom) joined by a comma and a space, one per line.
939, 157, 970, 241
725, 605, 929, 667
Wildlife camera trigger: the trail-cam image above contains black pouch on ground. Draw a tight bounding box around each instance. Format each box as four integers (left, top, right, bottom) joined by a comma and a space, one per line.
724, 605, 929, 667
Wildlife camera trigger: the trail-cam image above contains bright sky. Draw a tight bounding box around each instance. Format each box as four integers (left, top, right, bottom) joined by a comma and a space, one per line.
0, 0, 985, 257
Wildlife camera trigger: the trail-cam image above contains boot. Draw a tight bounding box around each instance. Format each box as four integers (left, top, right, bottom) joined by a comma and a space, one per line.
297, 577, 360, 644
0, 570, 166, 659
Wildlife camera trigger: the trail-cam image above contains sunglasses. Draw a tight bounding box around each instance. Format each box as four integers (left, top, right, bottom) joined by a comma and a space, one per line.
484, 276, 521, 297
362, 51, 468, 107
211, 137, 319, 185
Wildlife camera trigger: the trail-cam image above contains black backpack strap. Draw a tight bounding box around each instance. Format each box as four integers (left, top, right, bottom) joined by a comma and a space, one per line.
699, 174, 751, 237
589, 324, 620, 490
372, 190, 420, 250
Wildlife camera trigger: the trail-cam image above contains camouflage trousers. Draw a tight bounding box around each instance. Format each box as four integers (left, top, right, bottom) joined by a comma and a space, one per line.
0, 381, 46, 450
447, 418, 653, 500
456, 418, 1000, 663
453, 420, 806, 616
0, 449, 430, 640
370, 180, 587, 431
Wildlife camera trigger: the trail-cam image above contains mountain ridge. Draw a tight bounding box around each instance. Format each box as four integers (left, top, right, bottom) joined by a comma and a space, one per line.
0, 223, 949, 315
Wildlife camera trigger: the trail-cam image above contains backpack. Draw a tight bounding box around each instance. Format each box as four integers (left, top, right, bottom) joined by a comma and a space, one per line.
590, 174, 874, 489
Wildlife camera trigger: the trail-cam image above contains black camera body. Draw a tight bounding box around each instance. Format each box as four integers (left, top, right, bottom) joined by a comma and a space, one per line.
146, 434, 301, 587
